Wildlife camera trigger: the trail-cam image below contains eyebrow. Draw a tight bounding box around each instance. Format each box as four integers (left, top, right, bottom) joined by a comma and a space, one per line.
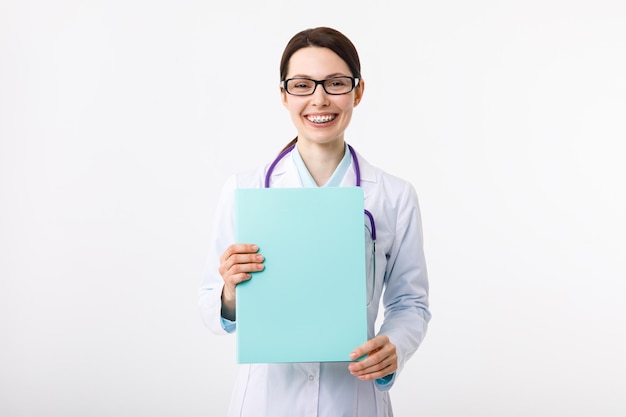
288, 72, 351, 79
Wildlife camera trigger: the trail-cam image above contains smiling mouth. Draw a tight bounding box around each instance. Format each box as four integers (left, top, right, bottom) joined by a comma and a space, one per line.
306, 114, 336, 124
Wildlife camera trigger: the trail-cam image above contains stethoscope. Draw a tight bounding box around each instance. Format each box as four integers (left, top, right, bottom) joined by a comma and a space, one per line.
264, 143, 377, 306
264, 143, 376, 241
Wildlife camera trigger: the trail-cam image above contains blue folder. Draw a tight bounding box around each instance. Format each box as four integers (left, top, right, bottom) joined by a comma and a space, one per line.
235, 187, 367, 363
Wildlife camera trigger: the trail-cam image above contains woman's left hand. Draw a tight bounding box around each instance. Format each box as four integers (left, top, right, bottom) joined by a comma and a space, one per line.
348, 334, 397, 380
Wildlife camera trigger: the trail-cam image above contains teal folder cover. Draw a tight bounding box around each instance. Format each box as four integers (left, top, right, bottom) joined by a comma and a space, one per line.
235, 187, 367, 364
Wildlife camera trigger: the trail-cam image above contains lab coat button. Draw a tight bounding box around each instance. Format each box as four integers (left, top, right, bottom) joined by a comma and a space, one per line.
308, 374, 314, 381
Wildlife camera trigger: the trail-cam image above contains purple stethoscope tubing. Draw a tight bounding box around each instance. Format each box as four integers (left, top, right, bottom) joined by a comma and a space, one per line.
264, 143, 376, 241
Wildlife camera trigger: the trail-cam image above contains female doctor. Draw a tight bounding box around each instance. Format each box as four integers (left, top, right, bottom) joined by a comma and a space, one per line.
198, 27, 431, 417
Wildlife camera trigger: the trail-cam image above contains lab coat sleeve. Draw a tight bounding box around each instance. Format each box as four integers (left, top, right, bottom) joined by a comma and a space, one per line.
198, 175, 238, 335
378, 181, 431, 389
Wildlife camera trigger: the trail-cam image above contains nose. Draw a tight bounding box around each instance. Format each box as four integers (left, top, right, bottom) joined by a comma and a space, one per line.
311, 83, 330, 106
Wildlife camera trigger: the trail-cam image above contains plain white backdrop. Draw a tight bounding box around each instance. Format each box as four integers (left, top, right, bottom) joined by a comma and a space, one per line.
1, 1, 625, 416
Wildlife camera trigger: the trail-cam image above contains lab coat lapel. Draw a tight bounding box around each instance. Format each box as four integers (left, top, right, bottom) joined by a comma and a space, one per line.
340, 148, 377, 203
266, 154, 302, 188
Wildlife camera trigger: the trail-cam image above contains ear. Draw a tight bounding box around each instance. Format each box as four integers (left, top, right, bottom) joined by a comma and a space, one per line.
280, 86, 289, 109
353, 79, 365, 107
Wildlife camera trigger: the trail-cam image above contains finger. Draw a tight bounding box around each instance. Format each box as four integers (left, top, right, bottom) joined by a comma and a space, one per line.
355, 362, 396, 381
220, 244, 259, 263
224, 254, 264, 276
349, 336, 396, 377
219, 252, 265, 283
349, 335, 388, 361
354, 346, 395, 372
350, 343, 393, 373
224, 271, 253, 286
230, 252, 265, 268
350, 349, 397, 380
221, 265, 264, 288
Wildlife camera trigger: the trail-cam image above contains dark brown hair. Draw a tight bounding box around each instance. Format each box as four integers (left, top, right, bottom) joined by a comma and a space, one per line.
279, 27, 362, 81
279, 27, 362, 152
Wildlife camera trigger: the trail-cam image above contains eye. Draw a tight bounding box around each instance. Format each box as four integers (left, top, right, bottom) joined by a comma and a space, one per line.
328, 78, 349, 87
289, 79, 314, 89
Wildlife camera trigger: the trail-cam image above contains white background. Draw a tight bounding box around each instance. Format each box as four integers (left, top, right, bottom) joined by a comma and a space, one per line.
1, 1, 625, 416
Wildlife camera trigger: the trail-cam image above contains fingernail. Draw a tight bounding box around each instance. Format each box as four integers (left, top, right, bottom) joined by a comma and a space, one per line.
251, 245, 258, 251
350, 352, 357, 360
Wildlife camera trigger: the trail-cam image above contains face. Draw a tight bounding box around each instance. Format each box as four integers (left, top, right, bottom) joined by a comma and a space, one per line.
281, 46, 364, 147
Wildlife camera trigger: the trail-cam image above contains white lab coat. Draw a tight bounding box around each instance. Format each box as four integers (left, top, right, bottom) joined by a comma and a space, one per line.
198, 147, 431, 417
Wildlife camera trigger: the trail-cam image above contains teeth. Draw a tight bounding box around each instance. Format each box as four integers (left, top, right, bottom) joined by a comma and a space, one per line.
307, 114, 335, 124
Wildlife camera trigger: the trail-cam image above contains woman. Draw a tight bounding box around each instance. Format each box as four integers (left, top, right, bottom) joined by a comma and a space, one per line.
199, 26, 431, 417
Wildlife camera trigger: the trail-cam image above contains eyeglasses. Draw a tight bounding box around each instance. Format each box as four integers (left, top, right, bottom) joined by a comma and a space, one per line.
281, 76, 360, 96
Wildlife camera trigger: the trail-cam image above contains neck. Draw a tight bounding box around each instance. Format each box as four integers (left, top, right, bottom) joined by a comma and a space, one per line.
297, 140, 346, 186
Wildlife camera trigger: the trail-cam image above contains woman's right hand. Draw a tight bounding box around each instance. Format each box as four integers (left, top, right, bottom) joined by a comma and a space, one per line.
219, 243, 264, 321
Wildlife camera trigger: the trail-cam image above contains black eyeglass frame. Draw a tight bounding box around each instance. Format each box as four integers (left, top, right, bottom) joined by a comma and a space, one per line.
281, 76, 360, 96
